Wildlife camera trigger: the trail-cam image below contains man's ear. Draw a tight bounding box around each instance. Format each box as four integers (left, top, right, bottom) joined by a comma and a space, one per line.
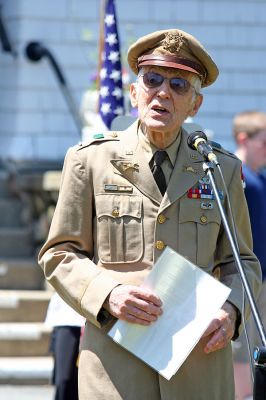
188, 94, 203, 117
236, 132, 249, 146
129, 83, 138, 108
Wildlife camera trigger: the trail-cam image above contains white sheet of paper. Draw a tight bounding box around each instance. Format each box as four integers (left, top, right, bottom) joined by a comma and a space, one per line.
108, 246, 231, 380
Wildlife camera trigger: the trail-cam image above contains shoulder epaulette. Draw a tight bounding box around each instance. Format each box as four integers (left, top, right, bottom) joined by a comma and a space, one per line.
210, 140, 222, 150
77, 131, 120, 150
210, 140, 238, 159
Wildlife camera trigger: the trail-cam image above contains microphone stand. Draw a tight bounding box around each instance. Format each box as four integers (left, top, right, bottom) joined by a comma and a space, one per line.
202, 161, 266, 400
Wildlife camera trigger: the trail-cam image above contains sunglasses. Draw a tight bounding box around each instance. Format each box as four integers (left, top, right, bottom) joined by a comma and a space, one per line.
139, 71, 192, 94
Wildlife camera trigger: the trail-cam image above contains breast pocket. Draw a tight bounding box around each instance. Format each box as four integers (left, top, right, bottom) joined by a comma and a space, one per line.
95, 194, 143, 264
179, 198, 221, 267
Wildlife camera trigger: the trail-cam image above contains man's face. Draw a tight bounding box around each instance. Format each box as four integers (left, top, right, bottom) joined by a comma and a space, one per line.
246, 129, 266, 170
130, 66, 203, 146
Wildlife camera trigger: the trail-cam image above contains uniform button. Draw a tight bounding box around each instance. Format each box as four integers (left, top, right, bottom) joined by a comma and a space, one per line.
111, 208, 119, 217
111, 131, 118, 138
157, 214, 166, 224
200, 215, 208, 224
155, 240, 165, 250
213, 267, 221, 281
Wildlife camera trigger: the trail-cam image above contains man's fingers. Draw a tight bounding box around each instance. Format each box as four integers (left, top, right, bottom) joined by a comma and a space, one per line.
204, 326, 229, 354
131, 287, 163, 307
125, 312, 152, 326
128, 297, 163, 317
202, 318, 220, 337
106, 285, 163, 324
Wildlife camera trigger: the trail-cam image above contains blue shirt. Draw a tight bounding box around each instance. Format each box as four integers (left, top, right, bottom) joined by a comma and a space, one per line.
243, 165, 266, 280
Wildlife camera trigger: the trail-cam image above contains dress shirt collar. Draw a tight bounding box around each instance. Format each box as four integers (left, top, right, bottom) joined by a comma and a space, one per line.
138, 125, 181, 167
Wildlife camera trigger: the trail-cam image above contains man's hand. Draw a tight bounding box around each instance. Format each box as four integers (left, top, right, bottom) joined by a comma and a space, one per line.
103, 285, 163, 326
202, 301, 237, 354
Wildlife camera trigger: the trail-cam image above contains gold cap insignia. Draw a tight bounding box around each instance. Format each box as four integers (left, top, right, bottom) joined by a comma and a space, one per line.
162, 32, 185, 54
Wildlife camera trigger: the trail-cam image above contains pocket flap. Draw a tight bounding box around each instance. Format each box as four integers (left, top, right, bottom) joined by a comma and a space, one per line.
95, 194, 142, 219
179, 198, 221, 224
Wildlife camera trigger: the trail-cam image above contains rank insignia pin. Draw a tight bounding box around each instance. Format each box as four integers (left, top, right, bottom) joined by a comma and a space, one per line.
201, 202, 214, 210
183, 165, 197, 174
199, 176, 210, 185
122, 162, 139, 171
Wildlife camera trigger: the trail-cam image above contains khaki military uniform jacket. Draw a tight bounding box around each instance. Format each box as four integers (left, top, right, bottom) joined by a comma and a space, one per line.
39, 120, 261, 400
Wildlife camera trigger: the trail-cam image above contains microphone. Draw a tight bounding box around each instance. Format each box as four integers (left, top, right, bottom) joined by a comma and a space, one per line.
187, 131, 219, 165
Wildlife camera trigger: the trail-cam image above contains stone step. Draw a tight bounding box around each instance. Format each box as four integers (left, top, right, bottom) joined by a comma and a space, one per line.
13, 160, 63, 192
0, 258, 44, 290
0, 228, 34, 258
0, 170, 10, 197
0, 384, 55, 399
0, 198, 24, 228
0, 323, 52, 357
0, 290, 52, 322
0, 356, 53, 385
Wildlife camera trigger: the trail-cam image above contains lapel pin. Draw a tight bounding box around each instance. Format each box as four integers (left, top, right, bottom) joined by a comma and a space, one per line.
122, 162, 139, 171
183, 165, 198, 174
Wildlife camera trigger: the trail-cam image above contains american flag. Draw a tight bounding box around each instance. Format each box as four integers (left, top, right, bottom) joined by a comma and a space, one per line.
99, 0, 124, 129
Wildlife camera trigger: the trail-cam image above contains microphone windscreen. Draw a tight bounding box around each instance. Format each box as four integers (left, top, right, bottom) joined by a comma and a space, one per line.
187, 131, 208, 149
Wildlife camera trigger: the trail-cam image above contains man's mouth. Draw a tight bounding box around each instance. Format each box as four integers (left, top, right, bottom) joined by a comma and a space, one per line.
151, 105, 169, 114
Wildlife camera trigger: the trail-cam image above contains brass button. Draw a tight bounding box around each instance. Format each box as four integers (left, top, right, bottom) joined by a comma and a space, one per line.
200, 215, 208, 224
111, 208, 119, 217
213, 267, 221, 281
157, 214, 166, 224
111, 131, 118, 138
155, 240, 165, 250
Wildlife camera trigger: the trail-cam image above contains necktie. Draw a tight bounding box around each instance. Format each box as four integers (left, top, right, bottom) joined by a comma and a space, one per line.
151, 150, 167, 195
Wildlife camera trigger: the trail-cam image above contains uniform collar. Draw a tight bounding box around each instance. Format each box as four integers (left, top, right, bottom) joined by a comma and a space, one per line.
112, 121, 206, 207
137, 125, 181, 167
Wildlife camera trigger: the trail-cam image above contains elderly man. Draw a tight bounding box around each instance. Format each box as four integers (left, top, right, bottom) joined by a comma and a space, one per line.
39, 29, 261, 400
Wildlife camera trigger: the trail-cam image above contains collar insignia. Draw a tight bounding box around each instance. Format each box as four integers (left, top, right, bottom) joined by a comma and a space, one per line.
183, 165, 198, 174
121, 162, 139, 171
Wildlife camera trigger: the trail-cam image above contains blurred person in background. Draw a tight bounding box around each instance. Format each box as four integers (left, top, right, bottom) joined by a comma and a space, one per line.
45, 292, 85, 400
232, 110, 266, 400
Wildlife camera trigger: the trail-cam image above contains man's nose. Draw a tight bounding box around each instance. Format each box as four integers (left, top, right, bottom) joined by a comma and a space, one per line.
156, 80, 171, 97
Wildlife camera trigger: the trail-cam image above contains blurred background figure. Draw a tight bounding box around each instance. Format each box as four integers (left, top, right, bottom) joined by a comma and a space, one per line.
232, 110, 266, 400
45, 292, 85, 400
